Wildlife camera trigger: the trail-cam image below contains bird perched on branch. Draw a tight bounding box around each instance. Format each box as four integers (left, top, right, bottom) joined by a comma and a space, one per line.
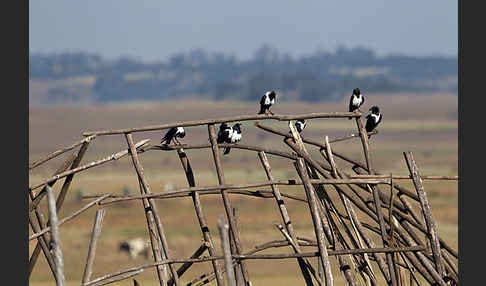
223, 123, 242, 155
348, 88, 364, 119
295, 119, 307, 133
160, 127, 185, 145
365, 106, 382, 138
258, 90, 278, 115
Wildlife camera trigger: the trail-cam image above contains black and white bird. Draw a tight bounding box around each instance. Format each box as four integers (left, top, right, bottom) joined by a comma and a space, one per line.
295, 119, 307, 133
365, 106, 382, 138
160, 127, 186, 145
223, 123, 242, 155
217, 123, 232, 144
348, 88, 364, 119
258, 90, 278, 115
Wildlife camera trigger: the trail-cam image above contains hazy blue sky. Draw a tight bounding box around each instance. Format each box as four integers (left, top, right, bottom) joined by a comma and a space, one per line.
30, 1, 457, 61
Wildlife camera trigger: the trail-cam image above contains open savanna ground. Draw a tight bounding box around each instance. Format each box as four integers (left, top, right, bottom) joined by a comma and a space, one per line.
29, 93, 458, 285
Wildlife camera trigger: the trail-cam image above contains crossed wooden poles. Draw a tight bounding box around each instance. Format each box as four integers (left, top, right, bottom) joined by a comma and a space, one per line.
29, 111, 458, 286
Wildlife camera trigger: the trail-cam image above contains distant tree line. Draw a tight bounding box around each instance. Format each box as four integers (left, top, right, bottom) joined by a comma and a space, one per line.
29, 45, 458, 103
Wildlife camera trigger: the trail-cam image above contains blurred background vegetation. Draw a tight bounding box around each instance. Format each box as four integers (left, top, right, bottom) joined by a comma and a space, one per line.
29, 45, 457, 105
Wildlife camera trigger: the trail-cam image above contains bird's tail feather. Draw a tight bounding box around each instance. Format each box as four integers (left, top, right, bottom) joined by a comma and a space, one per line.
223, 147, 231, 155
258, 107, 266, 114
161, 135, 174, 145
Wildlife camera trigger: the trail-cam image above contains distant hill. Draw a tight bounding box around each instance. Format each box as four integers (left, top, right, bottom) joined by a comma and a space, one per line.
29, 45, 457, 105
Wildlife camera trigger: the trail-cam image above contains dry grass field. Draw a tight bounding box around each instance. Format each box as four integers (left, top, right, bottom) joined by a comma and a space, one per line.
29, 93, 458, 285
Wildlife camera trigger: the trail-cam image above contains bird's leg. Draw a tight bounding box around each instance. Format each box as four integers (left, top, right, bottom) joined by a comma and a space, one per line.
174, 138, 181, 145
268, 109, 275, 115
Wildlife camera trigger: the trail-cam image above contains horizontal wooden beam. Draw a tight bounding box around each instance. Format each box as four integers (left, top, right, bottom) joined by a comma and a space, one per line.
82, 111, 361, 136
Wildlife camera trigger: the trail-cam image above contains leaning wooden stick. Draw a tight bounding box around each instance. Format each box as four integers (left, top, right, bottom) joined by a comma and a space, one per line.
46, 185, 65, 286
82, 209, 106, 285
295, 158, 334, 286
322, 135, 377, 286
207, 123, 251, 285
125, 133, 178, 286
259, 151, 318, 286
168, 243, 209, 286
29, 152, 77, 212
30, 140, 90, 275
403, 151, 446, 279
29, 134, 96, 170
29, 153, 76, 279
352, 165, 457, 260
175, 147, 225, 286
30, 139, 150, 191
275, 224, 323, 286
29, 211, 58, 281
387, 173, 400, 285
31, 136, 93, 273
355, 116, 398, 286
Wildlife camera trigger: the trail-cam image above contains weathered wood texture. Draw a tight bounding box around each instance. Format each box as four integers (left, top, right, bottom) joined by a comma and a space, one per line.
29, 111, 457, 286
82, 209, 106, 284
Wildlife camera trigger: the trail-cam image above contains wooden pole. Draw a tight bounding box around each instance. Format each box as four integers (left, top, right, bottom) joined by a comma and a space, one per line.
175, 148, 225, 286
207, 123, 251, 285
29, 152, 76, 279
29, 211, 58, 281
125, 133, 180, 286
322, 135, 377, 286
355, 116, 398, 286
258, 151, 318, 286
82, 112, 361, 136
82, 209, 106, 284
403, 151, 446, 280
46, 185, 65, 286
218, 215, 237, 286
295, 158, 334, 286
228, 207, 245, 286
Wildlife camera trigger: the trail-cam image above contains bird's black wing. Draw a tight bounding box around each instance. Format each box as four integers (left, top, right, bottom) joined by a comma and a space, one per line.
365, 117, 374, 133
348, 95, 355, 112
217, 130, 228, 143
161, 127, 177, 144
260, 95, 266, 106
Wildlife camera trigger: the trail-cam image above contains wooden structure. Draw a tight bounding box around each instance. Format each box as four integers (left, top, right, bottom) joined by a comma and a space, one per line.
29, 111, 458, 286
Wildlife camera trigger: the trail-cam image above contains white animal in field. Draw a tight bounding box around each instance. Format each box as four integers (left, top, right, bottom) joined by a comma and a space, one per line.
119, 237, 150, 259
